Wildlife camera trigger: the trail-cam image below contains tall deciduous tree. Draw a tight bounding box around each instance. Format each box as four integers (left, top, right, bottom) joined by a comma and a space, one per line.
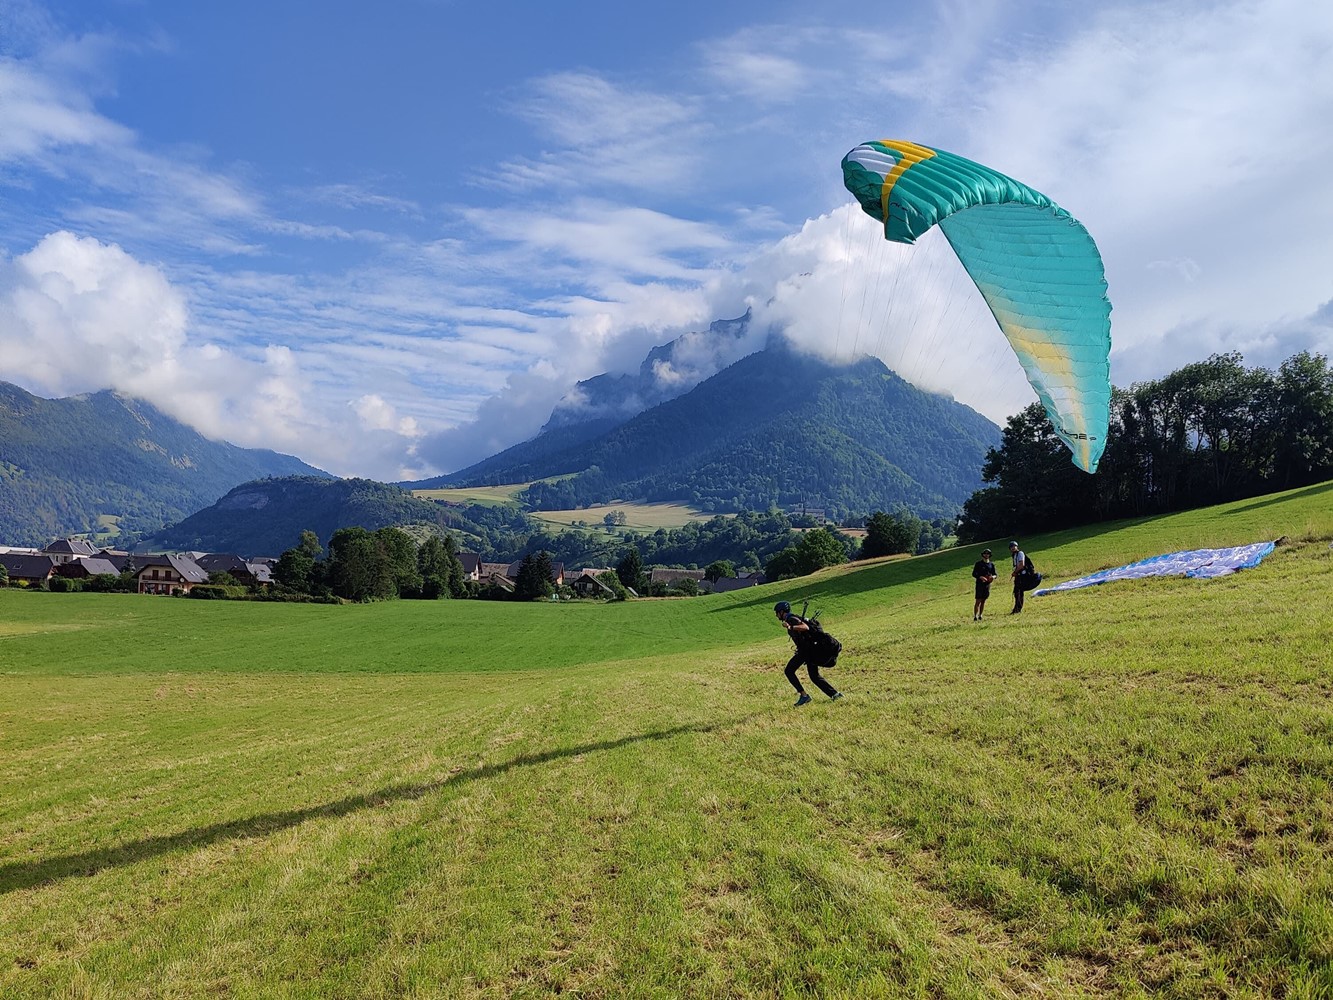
793, 527, 849, 576
704, 560, 735, 583
417, 536, 450, 599
1273, 351, 1333, 487
958, 350, 1333, 543
859, 511, 915, 558
766, 527, 848, 580
275, 528, 323, 593
764, 546, 801, 582
376, 527, 422, 597
326, 527, 396, 602
415, 533, 467, 599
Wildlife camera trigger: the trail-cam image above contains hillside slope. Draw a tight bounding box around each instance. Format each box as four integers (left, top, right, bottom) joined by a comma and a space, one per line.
0, 381, 327, 545
139, 476, 522, 556
3, 482, 1331, 997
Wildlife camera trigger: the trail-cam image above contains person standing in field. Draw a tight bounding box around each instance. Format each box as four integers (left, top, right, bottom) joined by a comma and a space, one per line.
972, 548, 997, 621
774, 601, 843, 707
1009, 540, 1029, 614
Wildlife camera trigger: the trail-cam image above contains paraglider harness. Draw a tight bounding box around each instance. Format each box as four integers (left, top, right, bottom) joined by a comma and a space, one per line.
1018, 557, 1043, 592
789, 600, 843, 667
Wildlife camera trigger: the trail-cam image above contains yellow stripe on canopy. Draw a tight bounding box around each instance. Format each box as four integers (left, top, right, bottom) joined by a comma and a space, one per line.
873, 140, 936, 218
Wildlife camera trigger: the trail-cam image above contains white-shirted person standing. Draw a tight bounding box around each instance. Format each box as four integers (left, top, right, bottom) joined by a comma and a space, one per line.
1009, 540, 1027, 614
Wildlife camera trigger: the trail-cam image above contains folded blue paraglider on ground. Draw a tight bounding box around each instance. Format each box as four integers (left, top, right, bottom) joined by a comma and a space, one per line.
1033, 542, 1277, 596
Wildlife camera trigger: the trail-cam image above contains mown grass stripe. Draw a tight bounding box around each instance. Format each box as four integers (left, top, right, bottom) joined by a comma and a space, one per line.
1, 481, 1331, 996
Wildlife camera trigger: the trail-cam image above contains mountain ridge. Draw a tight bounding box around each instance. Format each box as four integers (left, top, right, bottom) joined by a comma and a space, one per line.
423, 340, 1000, 521
2, 316, 1001, 551
0, 381, 329, 547
139, 476, 512, 556
541, 310, 756, 433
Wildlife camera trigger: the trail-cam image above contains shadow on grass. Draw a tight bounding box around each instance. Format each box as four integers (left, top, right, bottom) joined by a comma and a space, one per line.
1, 718, 748, 895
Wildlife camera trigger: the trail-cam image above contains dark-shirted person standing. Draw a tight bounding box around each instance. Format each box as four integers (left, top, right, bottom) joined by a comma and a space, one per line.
972, 548, 997, 621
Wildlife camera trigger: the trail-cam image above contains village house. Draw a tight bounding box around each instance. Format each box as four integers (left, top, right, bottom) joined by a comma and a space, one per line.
0, 553, 57, 587
41, 538, 97, 564
569, 569, 616, 598
195, 553, 273, 588
4, 533, 754, 603
54, 557, 122, 580
134, 554, 209, 595
785, 504, 827, 524
458, 552, 482, 581
707, 571, 767, 593
0, 539, 283, 593
472, 558, 566, 591
94, 550, 133, 573
478, 561, 515, 590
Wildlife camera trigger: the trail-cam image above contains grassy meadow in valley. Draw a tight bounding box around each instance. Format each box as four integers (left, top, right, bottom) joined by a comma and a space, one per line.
2, 482, 1332, 997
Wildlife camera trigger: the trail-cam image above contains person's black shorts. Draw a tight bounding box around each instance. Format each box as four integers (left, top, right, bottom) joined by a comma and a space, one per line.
974, 581, 991, 599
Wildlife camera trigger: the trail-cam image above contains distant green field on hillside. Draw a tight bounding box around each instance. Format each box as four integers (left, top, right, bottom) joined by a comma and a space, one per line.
413, 474, 583, 509
532, 501, 716, 533
2, 481, 1332, 997
412, 483, 530, 505
410, 484, 715, 533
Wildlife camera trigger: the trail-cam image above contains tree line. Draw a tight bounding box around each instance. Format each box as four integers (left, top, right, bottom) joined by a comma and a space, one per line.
3, 506, 942, 602
274, 528, 472, 602
262, 507, 943, 603
494, 506, 948, 581
958, 351, 1333, 542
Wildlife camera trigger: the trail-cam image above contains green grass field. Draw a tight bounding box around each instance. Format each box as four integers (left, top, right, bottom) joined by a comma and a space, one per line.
3, 482, 1332, 998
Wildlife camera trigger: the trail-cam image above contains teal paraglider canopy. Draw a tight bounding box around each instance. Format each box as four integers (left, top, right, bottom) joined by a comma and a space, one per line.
842, 139, 1112, 473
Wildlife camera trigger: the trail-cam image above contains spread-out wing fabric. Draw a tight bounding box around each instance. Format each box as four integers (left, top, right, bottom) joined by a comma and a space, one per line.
1033, 542, 1277, 596
842, 139, 1112, 473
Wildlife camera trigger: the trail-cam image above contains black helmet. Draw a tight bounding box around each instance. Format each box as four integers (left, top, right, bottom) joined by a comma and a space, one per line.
774, 601, 791, 615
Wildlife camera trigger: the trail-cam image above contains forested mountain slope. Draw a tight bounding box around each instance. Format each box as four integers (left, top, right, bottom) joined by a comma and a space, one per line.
0, 382, 327, 546
448, 344, 1000, 521
138, 477, 531, 556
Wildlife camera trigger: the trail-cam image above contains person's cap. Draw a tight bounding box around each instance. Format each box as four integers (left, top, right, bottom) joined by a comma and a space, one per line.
981, 548, 992, 555
1008, 541, 1019, 548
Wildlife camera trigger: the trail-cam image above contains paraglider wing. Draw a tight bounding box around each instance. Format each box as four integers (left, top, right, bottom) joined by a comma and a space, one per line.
842, 139, 1112, 473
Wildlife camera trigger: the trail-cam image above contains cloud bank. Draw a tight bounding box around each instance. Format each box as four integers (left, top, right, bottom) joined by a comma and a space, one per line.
0, 0, 1329, 481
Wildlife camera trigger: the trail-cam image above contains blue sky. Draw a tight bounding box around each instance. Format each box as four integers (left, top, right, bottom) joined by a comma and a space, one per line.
2, 0, 1330, 480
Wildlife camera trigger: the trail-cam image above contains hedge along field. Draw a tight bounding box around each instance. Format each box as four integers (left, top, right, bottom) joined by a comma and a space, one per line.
1, 481, 1331, 998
